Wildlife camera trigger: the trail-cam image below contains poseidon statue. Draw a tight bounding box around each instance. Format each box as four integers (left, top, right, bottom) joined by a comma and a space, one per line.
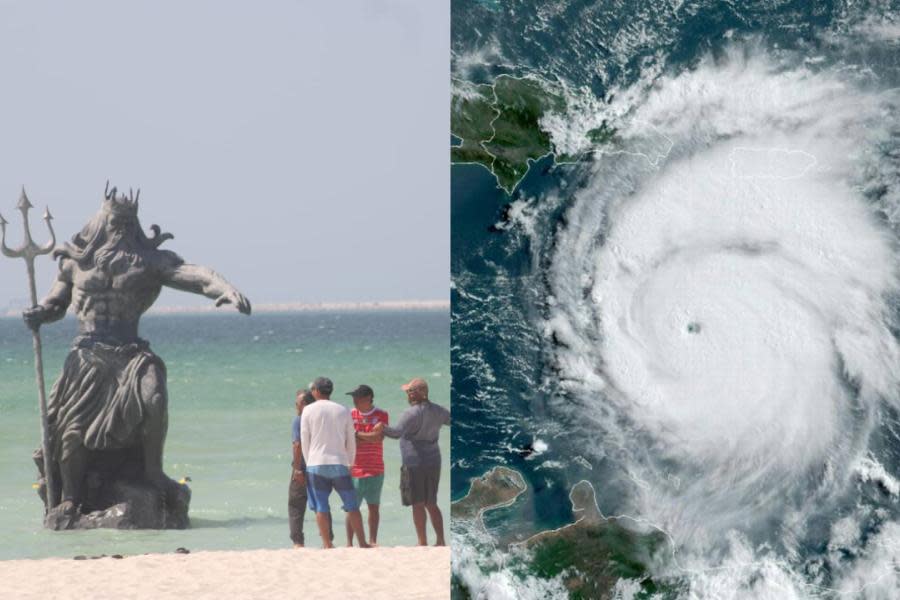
24, 183, 251, 530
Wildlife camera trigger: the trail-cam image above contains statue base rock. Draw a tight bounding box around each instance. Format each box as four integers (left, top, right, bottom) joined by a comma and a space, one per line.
35, 448, 191, 531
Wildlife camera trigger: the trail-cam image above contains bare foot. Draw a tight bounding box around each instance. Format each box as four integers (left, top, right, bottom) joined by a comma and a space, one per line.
368, 542, 379, 548
434, 540, 446, 547
293, 544, 303, 549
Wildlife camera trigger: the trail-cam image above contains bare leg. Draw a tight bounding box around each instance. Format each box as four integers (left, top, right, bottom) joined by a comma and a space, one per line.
346, 512, 355, 547
425, 503, 445, 546
368, 504, 380, 546
316, 512, 334, 549
412, 503, 428, 546
328, 512, 334, 542
346, 510, 370, 548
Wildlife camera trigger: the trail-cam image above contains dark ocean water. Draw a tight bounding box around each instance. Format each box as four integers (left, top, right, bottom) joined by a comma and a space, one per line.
451, 161, 577, 533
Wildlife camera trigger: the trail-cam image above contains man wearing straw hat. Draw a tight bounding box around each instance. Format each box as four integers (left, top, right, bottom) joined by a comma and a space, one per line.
375, 377, 450, 546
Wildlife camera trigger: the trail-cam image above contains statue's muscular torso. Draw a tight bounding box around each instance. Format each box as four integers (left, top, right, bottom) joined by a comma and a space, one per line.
34, 242, 249, 345
60, 252, 176, 343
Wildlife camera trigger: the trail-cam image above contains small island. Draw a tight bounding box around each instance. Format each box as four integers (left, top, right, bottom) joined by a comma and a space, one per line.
451, 466, 527, 521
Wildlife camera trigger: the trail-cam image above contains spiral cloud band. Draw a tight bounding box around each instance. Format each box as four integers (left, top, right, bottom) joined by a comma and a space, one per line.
544, 47, 900, 548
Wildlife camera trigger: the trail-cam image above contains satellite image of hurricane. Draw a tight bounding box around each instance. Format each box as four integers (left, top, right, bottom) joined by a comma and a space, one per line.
450, 0, 900, 598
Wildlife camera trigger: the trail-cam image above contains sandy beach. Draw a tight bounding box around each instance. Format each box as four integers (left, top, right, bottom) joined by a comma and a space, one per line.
0, 546, 450, 600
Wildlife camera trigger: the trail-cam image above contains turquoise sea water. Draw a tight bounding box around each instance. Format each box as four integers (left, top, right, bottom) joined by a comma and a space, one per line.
0, 310, 449, 559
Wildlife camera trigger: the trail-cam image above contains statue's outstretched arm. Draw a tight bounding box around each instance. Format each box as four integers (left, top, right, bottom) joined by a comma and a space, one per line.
23, 260, 73, 330
159, 252, 251, 315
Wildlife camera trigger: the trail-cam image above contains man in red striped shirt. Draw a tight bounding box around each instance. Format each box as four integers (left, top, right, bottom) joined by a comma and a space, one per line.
345, 384, 389, 547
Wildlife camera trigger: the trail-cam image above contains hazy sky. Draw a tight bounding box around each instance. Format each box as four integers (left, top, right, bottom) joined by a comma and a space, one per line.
0, 1, 448, 310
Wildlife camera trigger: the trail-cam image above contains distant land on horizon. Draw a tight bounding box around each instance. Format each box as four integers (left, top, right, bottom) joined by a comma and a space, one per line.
1, 299, 449, 318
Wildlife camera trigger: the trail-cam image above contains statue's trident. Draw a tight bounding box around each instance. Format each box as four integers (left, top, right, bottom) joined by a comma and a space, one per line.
1, 188, 57, 511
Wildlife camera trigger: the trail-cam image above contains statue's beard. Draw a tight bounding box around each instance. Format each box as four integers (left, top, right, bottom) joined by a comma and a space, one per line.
94, 235, 142, 274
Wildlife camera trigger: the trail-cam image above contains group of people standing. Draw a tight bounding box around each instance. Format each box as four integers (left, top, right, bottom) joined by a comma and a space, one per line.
289, 376, 450, 548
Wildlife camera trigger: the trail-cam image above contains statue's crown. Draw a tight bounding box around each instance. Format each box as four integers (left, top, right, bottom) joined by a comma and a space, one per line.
102, 181, 139, 217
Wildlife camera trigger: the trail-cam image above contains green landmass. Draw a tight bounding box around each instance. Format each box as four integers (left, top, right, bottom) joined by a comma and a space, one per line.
451, 76, 616, 194
451, 466, 527, 521
450, 76, 563, 193
450, 83, 498, 167
521, 481, 678, 599
480, 77, 565, 192
453, 467, 680, 600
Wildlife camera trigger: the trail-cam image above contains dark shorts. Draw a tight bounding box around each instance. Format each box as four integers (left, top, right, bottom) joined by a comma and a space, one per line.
400, 464, 441, 506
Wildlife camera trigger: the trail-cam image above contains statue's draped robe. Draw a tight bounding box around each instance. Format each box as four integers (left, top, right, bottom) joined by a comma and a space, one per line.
47, 335, 164, 462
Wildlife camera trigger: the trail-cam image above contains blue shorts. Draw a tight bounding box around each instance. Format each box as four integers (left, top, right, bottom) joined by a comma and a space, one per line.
305, 465, 360, 513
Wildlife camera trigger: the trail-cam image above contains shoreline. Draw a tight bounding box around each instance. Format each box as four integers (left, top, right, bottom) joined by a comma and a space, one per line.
1, 299, 449, 318
0, 546, 450, 599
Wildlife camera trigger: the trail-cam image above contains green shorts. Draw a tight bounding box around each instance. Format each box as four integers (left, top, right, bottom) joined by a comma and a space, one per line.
352, 474, 385, 505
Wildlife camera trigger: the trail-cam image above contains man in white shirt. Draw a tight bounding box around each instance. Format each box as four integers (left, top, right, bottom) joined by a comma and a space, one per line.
300, 376, 370, 549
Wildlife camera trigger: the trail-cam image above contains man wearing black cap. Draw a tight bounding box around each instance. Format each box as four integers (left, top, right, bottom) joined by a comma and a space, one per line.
300, 376, 369, 548
345, 384, 389, 547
